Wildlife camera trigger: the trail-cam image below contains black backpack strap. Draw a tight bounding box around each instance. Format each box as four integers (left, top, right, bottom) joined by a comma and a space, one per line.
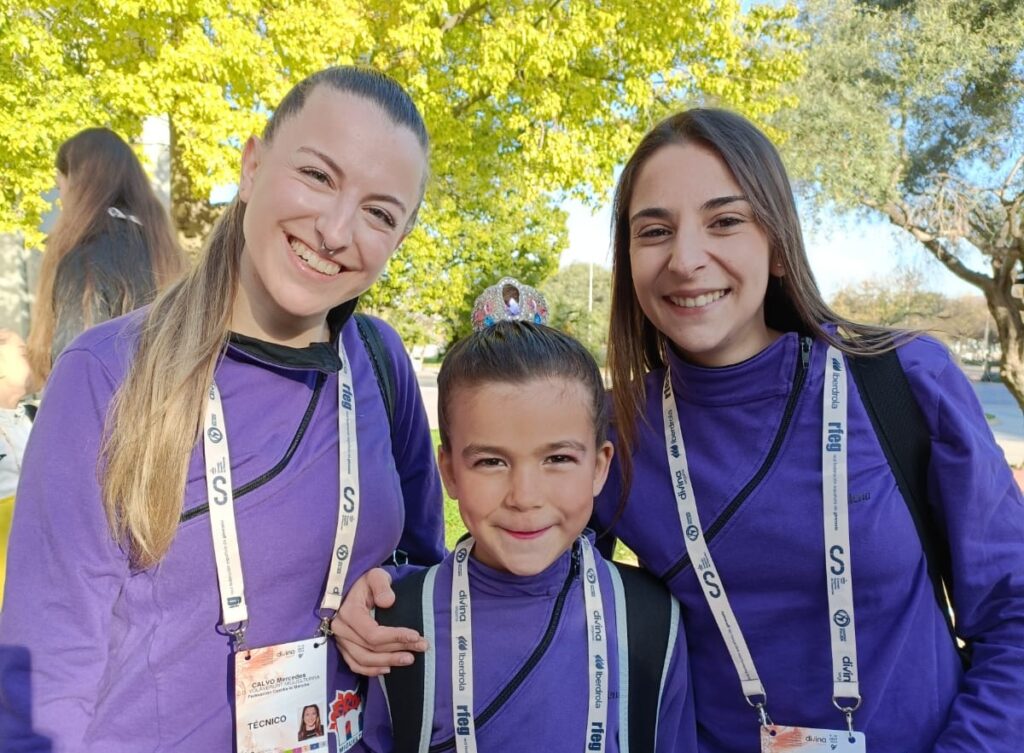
355, 312, 412, 568
608, 561, 677, 753
354, 312, 396, 433
848, 348, 964, 659
375, 566, 438, 753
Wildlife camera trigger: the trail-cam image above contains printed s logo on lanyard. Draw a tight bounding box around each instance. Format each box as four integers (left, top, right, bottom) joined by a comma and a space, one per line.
449, 537, 609, 753
660, 341, 866, 751
203, 339, 362, 645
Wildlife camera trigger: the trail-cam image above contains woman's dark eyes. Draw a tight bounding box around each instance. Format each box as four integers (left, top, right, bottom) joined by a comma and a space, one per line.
368, 207, 397, 228
711, 216, 744, 229
301, 167, 331, 184
636, 216, 745, 237
299, 168, 397, 228
636, 226, 670, 238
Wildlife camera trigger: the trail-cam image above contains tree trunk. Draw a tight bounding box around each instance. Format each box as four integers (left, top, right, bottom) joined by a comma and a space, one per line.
880, 206, 1024, 413
988, 286, 1024, 411
168, 116, 223, 259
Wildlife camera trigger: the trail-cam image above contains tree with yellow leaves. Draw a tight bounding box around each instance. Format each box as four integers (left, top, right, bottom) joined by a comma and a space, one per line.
1, 0, 802, 339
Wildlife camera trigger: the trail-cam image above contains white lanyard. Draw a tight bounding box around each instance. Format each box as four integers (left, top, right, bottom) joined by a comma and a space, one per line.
822, 347, 861, 723
203, 339, 361, 646
661, 342, 861, 730
449, 536, 608, 752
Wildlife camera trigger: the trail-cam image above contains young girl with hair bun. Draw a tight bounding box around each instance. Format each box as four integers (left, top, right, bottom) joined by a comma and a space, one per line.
361, 279, 695, 753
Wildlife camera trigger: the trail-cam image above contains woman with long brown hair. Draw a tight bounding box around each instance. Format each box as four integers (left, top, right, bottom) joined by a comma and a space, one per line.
0, 67, 444, 752
592, 108, 1024, 752
26, 127, 186, 387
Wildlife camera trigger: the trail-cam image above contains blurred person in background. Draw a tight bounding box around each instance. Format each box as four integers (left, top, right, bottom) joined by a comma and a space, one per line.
25, 127, 187, 389
0, 329, 31, 600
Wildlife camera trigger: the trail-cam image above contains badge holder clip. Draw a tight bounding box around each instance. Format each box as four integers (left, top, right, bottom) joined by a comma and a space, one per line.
226, 620, 249, 657
833, 695, 861, 742
312, 611, 335, 649
746, 692, 772, 727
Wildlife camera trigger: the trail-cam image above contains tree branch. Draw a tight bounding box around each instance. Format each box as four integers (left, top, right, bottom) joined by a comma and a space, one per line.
440, 2, 487, 33
451, 91, 490, 118
535, 0, 562, 27
1001, 153, 1024, 205
874, 202, 993, 290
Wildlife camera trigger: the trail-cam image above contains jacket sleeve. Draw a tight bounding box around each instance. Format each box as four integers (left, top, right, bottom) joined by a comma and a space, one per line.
0, 347, 129, 752
900, 342, 1024, 752
374, 319, 446, 567
654, 601, 698, 753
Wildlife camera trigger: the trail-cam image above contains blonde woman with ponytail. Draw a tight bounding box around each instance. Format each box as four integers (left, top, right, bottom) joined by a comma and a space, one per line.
0, 66, 445, 753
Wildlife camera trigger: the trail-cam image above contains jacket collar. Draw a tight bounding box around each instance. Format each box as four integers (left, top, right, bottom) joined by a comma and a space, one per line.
226, 298, 358, 374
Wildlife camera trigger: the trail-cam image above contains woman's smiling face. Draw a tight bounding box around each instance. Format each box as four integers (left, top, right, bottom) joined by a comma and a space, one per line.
233, 86, 427, 345
628, 141, 781, 367
303, 705, 319, 728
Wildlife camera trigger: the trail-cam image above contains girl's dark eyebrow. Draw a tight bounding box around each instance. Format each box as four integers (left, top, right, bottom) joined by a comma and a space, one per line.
462, 444, 506, 459
297, 145, 408, 213
543, 440, 588, 453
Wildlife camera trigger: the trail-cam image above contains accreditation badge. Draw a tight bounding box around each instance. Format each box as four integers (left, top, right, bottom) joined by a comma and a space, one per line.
761, 726, 866, 753
235, 638, 329, 753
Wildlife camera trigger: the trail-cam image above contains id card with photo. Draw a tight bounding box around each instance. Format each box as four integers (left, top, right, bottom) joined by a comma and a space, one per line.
761, 725, 866, 753
235, 638, 329, 753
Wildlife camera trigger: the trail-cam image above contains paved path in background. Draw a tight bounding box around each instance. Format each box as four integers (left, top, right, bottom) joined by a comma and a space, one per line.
417, 369, 439, 431
970, 378, 1024, 467
960, 365, 1024, 466
415, 362, 1024, 467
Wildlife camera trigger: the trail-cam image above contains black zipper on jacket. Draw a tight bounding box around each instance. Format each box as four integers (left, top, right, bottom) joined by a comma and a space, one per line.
179, 372, 328, 523
659, 336, 812, 583
428, 544, 583, 753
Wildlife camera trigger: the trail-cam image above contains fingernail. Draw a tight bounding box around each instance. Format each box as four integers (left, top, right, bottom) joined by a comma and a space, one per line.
399, 655, 413, 666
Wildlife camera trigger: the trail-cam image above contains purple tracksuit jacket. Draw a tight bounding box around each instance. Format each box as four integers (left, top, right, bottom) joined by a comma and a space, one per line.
0, 305, 445, 752
595, 332, 1024, 753
361, 537, 697, 752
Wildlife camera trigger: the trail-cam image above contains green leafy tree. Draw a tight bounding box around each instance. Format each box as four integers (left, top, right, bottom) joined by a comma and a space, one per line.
827, 266, 993, 342
2, 0, 803, 341
937, 294, 993, 346
777, 0, 1024, 405
829, 268, 946, 329
540, 261, 611, 364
